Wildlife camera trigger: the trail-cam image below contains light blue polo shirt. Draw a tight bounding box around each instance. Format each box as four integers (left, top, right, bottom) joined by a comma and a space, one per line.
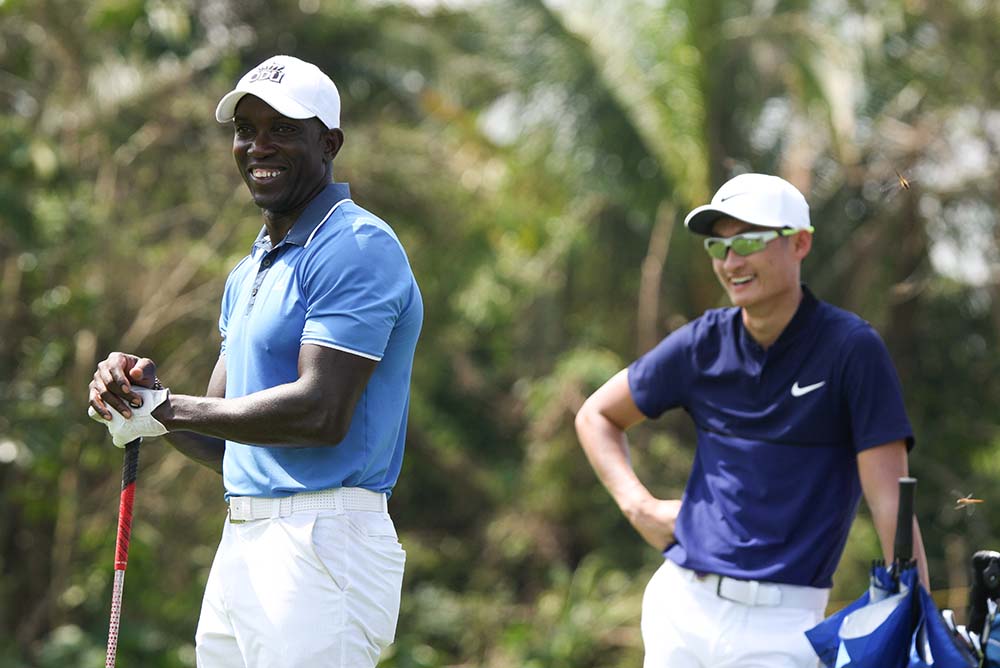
219, 182, 422, 498
628, 286, 913, 588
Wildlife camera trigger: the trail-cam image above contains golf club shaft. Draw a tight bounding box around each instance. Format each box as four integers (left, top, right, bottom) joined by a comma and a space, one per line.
893, 476, 917, 566
105, 438, 140, 668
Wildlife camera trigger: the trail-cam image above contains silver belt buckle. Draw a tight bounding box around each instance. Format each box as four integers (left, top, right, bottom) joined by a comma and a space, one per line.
717, 576, 743, 603
717, 576, 781, 606
228, 497, 249, 524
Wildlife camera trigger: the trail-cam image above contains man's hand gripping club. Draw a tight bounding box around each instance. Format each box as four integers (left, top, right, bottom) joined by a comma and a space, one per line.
89, 387, 170, 447
88, 353, 171, 447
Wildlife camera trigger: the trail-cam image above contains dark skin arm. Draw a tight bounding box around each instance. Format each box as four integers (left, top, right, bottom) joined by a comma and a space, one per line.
158, 356, 228, 473
89, 344, 377, 472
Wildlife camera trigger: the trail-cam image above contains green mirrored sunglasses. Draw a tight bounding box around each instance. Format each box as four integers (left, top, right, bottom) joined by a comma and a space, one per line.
703, 227, 814, 260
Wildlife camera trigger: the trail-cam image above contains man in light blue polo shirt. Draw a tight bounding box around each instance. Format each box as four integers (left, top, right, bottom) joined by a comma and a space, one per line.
88, 55, 422, 667
575, 173, 928, 667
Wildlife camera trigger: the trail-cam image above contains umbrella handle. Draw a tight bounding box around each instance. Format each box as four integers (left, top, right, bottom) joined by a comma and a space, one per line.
893, 477, 917, 567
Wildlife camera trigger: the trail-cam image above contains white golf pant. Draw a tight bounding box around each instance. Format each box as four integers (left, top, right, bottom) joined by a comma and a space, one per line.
195, 499, 405, 668
641, 559, 827, 668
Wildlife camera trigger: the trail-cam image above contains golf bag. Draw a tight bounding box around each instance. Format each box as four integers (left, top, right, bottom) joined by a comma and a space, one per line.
968, 550, 1000, 667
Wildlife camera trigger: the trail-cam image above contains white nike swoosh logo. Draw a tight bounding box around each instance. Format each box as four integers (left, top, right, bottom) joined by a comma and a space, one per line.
791, 381, 826, 397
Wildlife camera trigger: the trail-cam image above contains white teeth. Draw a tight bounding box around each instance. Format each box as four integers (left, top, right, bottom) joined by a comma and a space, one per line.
732, 276, 753, 285
252, 169, 281, 179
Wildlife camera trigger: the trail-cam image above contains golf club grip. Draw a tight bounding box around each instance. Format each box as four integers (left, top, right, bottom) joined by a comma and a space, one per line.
115, 440, 140, 570
894, 477, 917, 564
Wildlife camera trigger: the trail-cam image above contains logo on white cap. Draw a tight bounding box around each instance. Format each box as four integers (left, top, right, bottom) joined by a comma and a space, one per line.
684, 173, 811, 235
248, 63, 286, 84
215, 55, 341, 130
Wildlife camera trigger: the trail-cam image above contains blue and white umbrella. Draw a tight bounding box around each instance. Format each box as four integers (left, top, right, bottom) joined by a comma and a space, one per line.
806, 478, 977, 668
908, 583, 979, 668
805, 561, 917, 667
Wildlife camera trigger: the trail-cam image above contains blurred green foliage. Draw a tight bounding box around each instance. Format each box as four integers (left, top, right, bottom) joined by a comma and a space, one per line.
2, 0, 1000, 665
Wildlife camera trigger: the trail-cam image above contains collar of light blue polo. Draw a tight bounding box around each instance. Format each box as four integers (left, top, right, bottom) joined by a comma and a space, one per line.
251, 182, 353, 252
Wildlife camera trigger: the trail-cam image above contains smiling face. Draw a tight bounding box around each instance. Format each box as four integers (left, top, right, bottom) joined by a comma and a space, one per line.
709, 217, 810, 312
232, 95, 343, 216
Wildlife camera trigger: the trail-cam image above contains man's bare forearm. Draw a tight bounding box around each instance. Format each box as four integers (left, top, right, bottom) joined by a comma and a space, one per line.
576, 407, 651, 515
163, 431, 225, 474
872, 506, 930, 589
158, 383, 349, 448
151, 345, 374, 448
859, 442, 930, 588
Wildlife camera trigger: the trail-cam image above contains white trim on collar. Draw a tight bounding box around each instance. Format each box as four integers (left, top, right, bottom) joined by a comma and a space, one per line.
303, 198, 352, 248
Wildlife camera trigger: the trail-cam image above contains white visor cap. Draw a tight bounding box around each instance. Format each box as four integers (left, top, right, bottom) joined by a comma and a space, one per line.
684, 173, 811, 235
215, 55, 341, 129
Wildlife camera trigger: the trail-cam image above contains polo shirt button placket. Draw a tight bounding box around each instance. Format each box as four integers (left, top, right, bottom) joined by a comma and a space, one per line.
245, 252, 276, 315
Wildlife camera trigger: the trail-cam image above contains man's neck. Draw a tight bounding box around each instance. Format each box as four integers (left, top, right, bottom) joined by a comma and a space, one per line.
260, 180, 331, 245
263, 209, 298, 246
741, 284, 804, 349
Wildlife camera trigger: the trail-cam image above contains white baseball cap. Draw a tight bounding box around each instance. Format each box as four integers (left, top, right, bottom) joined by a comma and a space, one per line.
684, 173, 811, 235
215, 55, 341, 129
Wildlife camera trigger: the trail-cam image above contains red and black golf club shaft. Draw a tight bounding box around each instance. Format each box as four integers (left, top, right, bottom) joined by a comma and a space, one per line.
105, 438, 141, 668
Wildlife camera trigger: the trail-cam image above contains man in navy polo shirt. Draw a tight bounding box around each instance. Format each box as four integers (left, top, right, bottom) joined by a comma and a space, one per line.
88, 55, 422, 667
575, 173, 927, 667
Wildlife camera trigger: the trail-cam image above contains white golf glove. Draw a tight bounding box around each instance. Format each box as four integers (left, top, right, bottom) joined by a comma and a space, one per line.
88, 386, 170, 447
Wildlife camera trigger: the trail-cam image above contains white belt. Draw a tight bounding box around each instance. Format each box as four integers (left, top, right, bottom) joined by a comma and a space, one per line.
671, 560, 829, 609
228, 488, 387, 523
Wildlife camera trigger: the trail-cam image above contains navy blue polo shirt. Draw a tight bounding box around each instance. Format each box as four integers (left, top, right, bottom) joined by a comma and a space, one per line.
219, 182, 422, 499
628, 287, 913, 588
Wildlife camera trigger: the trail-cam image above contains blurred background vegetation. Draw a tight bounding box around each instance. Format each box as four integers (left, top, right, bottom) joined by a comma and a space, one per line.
2, 0, 999, 665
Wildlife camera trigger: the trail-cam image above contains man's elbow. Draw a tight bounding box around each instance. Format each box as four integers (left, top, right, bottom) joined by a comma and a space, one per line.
312, 408, 352, 446
574, 400, 598, 441
299, 415, 348, 445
